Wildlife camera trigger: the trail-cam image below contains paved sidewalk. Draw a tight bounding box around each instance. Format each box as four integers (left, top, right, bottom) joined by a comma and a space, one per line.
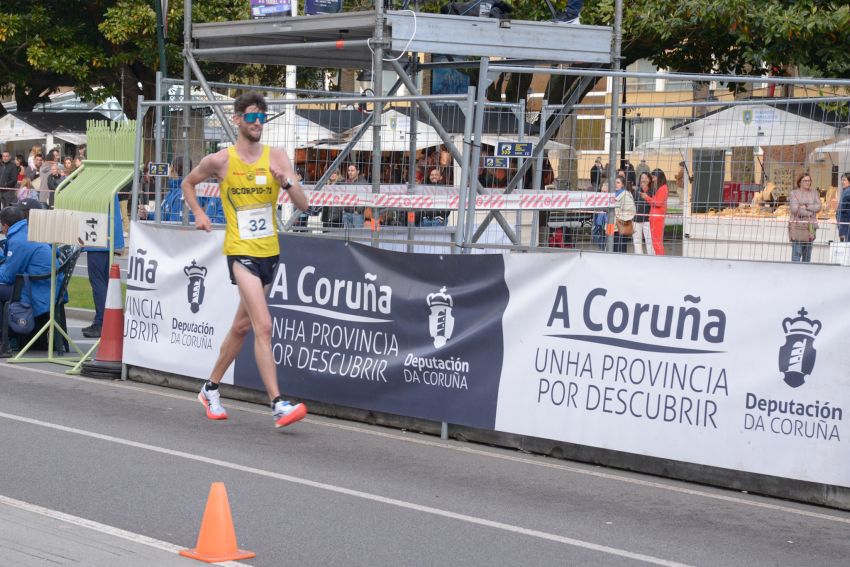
0, 498, 208, 567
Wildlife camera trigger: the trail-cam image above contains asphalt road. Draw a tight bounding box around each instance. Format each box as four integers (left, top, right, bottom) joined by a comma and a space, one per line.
0, 319, 848, 566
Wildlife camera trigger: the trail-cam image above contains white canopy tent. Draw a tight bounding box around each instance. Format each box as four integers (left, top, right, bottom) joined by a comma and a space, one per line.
264, 113, 337, 148
314, 110, 443, 152
809, 137, 850, 174
0, 113, 92, 153
641, 104, 841, 151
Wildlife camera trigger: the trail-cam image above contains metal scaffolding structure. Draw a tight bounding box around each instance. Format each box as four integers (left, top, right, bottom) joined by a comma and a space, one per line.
174, 0, 614, 251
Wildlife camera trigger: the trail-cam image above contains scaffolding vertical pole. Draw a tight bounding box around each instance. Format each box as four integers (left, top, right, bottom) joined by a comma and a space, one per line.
131, 97, 145, 227
154, 71, 164, 225
465, 57, 489, 252
407, 54, 418, 253
606, 0, 624, 252
454, 86, 475, 254
531, 102, 548, 248
516, 100, 526, 246
182, 0, 193, 227
370, 0, 385, 246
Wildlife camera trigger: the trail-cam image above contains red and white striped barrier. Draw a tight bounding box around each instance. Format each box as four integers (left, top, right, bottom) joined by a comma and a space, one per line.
194, 183, 616, 210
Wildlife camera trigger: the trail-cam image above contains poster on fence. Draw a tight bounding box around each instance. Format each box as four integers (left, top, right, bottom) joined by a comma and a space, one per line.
123, 225, 850, 487
123, 222, 239, 382
232, 237, 509, 430
495, 253, 850, 486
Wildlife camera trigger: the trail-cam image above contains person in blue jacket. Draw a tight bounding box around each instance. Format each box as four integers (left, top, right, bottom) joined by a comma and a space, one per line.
82, 195, 124, 338
0, 206, 53, 318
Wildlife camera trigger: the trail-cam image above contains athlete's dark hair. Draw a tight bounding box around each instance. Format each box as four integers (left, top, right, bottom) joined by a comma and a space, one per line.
234, 91, 268, 114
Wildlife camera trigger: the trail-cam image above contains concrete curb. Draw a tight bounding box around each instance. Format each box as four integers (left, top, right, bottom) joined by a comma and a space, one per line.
66, 307, 95, 321
127, 365, 850, 511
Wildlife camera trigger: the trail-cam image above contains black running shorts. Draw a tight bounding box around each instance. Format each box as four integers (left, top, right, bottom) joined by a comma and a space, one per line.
226, 255, 279, 286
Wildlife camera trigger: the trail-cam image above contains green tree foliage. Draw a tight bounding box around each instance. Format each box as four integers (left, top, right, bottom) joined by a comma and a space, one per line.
579, 0, 850, 78
3, 0, 849, 118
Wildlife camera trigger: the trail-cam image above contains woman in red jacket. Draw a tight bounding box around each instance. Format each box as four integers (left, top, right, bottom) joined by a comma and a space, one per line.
640, 168, 668, 255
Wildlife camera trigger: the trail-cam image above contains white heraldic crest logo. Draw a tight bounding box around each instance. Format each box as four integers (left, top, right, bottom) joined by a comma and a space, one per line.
426, 286, 455, 349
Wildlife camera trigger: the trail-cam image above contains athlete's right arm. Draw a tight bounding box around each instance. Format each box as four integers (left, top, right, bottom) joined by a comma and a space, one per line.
182, 152, 226, 232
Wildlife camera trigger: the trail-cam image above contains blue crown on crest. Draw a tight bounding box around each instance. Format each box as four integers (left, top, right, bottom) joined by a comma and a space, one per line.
184, 260, 207, 279
782, 307, 821, 337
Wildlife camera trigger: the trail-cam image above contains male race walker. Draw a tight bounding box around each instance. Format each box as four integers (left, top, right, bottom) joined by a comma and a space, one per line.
182, 91, 310, 427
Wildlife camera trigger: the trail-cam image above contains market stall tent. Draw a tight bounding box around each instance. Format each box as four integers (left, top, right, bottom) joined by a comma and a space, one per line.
0, 112, 99, 154
641, 103, 843, 151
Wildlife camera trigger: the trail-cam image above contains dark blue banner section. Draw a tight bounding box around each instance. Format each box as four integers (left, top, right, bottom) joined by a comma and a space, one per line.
234, 236, 509, 429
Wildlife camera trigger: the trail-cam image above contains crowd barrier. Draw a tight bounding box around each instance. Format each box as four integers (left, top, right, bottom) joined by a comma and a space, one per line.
124, 222, 850, 508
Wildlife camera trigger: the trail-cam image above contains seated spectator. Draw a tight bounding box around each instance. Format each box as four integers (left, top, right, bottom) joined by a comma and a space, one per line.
13, 198, 45, 221
417, 168, 450, 227
0, 207, 55, 322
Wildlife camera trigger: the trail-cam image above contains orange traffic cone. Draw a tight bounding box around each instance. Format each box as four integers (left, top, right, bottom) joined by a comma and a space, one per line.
180, 482, 256, 563
81, 263, 124, 379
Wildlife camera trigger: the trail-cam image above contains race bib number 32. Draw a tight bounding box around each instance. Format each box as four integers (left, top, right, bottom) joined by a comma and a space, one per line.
236, 204, 275, 240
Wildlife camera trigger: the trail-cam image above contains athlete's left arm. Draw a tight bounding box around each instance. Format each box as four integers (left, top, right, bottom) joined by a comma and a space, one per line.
269, 148, 308, 212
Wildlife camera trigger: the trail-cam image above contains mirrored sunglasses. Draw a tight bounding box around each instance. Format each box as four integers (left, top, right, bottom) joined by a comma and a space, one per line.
241, 112, 268, 124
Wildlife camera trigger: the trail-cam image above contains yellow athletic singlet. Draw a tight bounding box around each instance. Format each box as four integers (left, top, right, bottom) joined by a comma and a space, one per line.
220, 145, 281, 257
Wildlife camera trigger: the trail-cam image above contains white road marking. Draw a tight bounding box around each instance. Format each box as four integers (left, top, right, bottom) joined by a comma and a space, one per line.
0, 409, 690, 567
0, 494, 251, 567
9, 364, 850, 526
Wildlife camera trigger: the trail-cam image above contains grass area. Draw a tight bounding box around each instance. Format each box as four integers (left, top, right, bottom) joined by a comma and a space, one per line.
67, 276, 126, 310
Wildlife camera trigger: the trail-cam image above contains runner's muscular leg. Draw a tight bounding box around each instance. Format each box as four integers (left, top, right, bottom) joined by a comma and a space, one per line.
232, 262, 281, 401
207, 295, 252, 385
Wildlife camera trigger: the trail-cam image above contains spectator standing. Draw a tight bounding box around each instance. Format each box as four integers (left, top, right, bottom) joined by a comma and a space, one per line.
342, 164, 366, 228
674, 161, 690, 196
788, 173, 821, 263
38, 149, 60, 203
46, 163, 66, 206
643, 169, 669, 255
636, 159, 651, 180
0, 151, 19, 207
27, 145, 41, 170
25, 154, 42, 188
320, 168, 342, 228
632, 171, 654, 255
623, 159, 637, 188
82, 196, 125, 338
590, 157, 603, 190
62, 156, 75, 175
836, 173, 850, 242
612, 175, 635, 253
14, 155, 26, 186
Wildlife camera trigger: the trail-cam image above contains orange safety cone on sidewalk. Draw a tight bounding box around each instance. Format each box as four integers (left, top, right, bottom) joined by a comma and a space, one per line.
180, 482, 256, 563
81, 264, 124, 379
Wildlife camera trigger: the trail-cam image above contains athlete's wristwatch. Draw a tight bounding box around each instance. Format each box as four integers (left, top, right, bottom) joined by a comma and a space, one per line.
282, 178, 293, 190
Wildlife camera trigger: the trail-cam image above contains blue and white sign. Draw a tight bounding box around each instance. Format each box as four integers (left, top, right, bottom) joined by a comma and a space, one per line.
484, 156, 509, 168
